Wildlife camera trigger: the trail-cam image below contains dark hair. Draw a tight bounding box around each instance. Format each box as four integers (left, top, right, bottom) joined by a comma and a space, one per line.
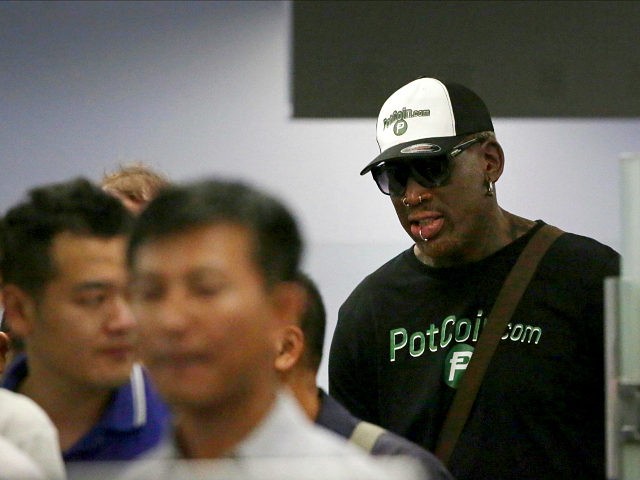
295, 271, 326, 372
127, 179, 304, 287
1, 178, 133, 296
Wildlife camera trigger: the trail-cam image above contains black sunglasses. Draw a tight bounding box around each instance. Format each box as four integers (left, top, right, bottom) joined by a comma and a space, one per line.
371, 136, 485, 196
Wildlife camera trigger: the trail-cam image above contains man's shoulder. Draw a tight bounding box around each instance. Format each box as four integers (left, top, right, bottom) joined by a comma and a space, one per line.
543, 227, 620, 275
315, 390, 360, 437
238, 391, 360, 457
241, 392, 424, 476
318, 392, 453, 480
371, 429, 454, 480
365, 246, 415, 280
0, 388, 56, 432
341, 247, 418, 308
0, 435, 47, 480
92, 393, 425, 480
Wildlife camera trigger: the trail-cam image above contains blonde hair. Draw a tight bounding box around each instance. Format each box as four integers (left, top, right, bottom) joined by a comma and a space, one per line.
101, 162, 169, 205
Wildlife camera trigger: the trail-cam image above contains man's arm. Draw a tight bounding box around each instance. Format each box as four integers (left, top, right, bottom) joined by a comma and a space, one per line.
329, 300, 379, 423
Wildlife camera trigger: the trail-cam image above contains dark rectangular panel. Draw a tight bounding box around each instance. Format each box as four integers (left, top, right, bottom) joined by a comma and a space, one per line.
292, 1, 640, 118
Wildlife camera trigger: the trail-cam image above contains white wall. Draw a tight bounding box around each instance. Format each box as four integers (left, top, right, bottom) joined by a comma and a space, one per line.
2, 1, 638, 389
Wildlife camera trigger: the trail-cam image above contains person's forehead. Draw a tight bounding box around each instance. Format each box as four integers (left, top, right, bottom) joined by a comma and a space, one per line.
49, 232, 127, 274
133, 223, 257, 275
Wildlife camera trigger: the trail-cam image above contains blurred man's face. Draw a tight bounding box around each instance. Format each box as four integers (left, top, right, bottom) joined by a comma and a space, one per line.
128, 224, 283, 412
27, 232, 136, 389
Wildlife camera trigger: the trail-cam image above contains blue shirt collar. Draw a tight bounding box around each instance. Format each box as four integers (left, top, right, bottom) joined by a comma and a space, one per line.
1, 355, 148, 432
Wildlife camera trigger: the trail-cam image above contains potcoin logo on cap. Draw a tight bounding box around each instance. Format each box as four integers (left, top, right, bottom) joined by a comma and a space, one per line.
393, 120, 408, 136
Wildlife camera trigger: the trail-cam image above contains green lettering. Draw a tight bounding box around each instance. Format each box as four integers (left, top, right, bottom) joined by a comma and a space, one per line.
426, 323, 439, 352
501, 323, 512, 340
455, 318, 472, 342
473, 310, 484, 341
409, 332, 426, 357
390, 328, 408, 362
440, 315, 456, 348
510, 324, 524, 341
522, 325, 542, 344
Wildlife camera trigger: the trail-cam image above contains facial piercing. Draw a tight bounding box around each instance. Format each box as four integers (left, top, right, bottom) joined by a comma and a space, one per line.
402, 195, 423, 207
419, 227, 428, 242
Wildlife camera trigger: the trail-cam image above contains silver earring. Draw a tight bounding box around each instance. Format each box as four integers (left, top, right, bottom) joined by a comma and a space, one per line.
486, 179, 495, 197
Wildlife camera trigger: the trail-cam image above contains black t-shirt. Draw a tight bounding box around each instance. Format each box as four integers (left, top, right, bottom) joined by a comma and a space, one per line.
329, 221, 620, 480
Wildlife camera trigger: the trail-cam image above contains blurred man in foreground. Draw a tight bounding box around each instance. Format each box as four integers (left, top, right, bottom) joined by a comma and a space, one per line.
118, 179, 421, 480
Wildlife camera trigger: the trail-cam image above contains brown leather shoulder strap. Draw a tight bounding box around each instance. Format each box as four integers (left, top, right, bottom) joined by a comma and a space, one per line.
434, 224, 564, 464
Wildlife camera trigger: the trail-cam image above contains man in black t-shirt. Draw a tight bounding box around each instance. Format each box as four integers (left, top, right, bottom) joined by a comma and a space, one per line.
328, 77, 619, 480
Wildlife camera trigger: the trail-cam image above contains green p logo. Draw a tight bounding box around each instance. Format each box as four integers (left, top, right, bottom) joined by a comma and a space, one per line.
443, 344, 474, 388
393, 120, 408, 136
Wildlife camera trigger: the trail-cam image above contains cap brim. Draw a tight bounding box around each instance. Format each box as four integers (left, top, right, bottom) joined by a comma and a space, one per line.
360, 135, 466, 175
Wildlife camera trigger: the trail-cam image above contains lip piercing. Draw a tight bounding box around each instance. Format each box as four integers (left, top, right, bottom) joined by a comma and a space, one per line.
419, 227, 428, 242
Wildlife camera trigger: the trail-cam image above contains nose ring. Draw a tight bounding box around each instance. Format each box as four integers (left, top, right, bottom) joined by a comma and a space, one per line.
402, 195, 423, 207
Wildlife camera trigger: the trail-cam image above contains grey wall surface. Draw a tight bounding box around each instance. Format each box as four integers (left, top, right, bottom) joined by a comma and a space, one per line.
292, 1, 640, 118
2, 1, 638, 389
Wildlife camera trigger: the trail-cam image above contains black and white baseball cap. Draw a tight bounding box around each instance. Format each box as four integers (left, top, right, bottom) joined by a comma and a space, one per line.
360, 77, 494, 175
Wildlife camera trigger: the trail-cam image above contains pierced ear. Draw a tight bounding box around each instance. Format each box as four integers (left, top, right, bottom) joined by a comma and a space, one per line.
2, 285, 38, 337
274, 325, 304, 373
481, 138, 505, 182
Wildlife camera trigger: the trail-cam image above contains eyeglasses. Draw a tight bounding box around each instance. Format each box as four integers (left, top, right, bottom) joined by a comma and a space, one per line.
371, 136, 485, 196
